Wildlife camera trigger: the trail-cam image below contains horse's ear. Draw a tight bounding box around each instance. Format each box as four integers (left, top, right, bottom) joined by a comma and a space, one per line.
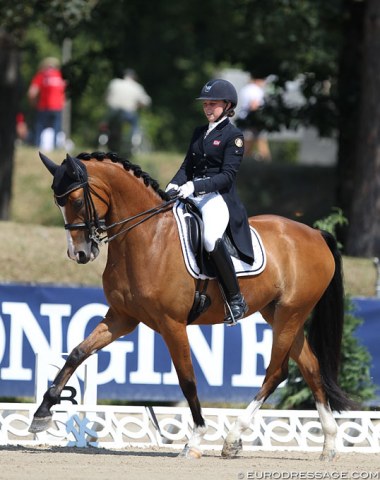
65, 154, 81, 180
39, 152, 58, 176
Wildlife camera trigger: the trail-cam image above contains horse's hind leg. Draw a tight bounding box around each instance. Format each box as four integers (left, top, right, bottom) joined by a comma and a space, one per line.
290, 331, 338, 461
29, 311, 138, 433
222, 307, 308, 458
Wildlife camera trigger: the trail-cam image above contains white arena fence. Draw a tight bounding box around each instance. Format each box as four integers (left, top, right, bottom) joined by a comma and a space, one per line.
0, 403, 379, 452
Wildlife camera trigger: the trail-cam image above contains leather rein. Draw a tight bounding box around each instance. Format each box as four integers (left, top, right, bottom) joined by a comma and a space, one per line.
56, 181, 177, 245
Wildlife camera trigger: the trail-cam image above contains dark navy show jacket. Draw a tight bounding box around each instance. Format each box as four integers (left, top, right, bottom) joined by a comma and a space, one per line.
170, 118, 254, 265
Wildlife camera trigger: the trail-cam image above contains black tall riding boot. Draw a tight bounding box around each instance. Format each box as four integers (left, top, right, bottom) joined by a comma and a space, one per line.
209, 238, 248, 325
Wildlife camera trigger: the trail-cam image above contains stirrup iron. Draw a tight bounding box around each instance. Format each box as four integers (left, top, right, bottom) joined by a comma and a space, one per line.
218, 284, 239, 326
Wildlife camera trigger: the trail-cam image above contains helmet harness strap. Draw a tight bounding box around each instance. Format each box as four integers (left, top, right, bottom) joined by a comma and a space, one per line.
215, 101, 232, 123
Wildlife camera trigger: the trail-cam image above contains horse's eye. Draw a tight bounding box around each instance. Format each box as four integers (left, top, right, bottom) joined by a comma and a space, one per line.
73, 198, 84, 209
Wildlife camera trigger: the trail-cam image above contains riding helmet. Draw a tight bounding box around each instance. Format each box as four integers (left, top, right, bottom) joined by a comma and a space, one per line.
196, 79, 238, 108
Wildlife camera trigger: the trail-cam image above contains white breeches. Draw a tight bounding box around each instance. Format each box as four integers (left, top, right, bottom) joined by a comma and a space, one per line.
190, 192, 229, 252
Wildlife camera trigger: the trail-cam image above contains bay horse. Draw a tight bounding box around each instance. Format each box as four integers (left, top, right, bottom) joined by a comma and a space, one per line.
29, 151, 354, 459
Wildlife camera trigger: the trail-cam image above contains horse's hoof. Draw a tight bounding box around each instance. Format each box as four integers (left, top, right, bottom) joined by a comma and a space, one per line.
28, 415, 53, 433
319, 450, 337, 462
221, 437, 242, 458
178, 444, 202, 459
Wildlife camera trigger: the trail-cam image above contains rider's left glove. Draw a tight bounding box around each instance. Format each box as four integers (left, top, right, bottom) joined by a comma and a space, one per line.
178, 181, 195, 199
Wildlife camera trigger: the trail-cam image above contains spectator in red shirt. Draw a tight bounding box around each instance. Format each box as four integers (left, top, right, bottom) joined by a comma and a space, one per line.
28, 57, 66, 149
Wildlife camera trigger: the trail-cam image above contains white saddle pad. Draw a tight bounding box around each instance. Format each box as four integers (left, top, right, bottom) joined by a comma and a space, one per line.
173, 202, 266, 280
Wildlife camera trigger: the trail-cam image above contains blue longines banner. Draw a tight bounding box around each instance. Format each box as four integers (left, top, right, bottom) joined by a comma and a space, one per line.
0, 283, 272, 403
351, 297, 380, 401
0, 284, 378, 403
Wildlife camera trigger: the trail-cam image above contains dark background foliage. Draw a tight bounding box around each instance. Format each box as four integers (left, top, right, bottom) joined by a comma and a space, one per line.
1, 0, 379, 255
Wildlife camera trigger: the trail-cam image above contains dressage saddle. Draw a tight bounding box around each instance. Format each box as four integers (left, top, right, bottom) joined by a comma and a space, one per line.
183, 198, 239, 278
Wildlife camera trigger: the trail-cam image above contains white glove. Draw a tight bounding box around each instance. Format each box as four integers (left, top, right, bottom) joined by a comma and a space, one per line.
165, 183, 179, 193
178, 181, 195, 199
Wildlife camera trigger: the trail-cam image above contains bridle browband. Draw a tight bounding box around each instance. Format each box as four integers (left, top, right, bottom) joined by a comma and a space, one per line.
58, 180, 177, 245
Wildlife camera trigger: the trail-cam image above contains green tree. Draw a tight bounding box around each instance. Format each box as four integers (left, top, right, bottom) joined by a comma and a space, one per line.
2, 0, 380, 259
0, 0, 98, 219
68, 0, 344, 148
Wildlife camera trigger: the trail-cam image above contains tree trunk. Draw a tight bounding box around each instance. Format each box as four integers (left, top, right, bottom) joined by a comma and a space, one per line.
0, 30, 20, 220
336, 0, 365, 229
346, 0, 380, 256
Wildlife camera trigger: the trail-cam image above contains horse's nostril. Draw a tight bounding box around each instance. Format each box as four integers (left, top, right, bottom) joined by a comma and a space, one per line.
76, 251, 89, 264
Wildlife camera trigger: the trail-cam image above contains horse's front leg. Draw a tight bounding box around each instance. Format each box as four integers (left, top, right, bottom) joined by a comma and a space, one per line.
161, 324, 207, 459
29, 311, 138, 433
29, 345, 87, 432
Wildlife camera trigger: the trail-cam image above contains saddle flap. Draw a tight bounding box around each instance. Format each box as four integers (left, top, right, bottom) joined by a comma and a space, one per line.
184, 202, 202, 254
183, 201, 214, 277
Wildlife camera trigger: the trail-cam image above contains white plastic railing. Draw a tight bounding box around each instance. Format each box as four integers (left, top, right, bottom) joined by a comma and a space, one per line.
0, 404, 379, 452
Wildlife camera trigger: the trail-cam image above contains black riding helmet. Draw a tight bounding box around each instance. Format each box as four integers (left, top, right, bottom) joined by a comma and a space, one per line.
196, 78, 238, 119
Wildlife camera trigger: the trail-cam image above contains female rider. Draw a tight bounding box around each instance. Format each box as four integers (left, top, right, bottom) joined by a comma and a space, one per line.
166, 78, 254, 325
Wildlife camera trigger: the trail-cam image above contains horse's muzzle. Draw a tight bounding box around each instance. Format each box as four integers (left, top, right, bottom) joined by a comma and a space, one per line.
68, 241, 100, 264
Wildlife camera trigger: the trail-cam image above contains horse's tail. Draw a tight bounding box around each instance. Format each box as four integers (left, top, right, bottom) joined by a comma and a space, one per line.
308, 230, 356, 411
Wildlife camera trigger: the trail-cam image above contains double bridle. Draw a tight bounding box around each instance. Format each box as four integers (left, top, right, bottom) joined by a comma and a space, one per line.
56, 180, 177, 245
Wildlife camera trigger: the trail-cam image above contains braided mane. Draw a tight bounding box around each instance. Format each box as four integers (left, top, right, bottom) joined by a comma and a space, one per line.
77, 151, 170, 201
